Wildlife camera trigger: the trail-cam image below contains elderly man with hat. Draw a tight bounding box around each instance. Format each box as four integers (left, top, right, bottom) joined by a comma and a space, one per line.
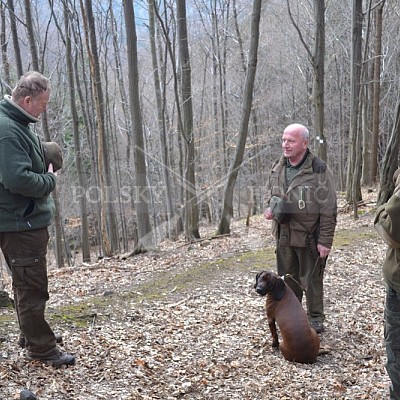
0, 71, 74, 367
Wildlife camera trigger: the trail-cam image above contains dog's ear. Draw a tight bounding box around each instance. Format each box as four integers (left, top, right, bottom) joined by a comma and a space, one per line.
254, 271, 263, 288
272, 276, 286, 301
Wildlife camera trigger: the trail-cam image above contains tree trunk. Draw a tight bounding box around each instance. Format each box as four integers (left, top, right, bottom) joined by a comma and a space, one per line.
81, 0, 118, 256
313, 0, 327, 161
177, 0, 200, 240
123, 0, 154, 253
217, 0, 261, 235
286, 0, 327, 160
63, 3, 91, 262
7, 0, 22, 77
154, 2, 187, 235
371, 2, 384, 184
360, 1, 375, 187
0, 3, 10, 87
148, 0, 178, 240
361, 90, 371, 186
24, 0, 39, 70
346, 0, 363, 207
109, 3, 130, 252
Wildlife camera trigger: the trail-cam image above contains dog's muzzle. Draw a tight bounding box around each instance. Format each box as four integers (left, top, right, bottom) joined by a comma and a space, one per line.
255, 285, 267, 296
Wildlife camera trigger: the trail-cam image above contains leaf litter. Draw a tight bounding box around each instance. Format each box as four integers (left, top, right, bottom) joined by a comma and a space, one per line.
0, 190, 392, 399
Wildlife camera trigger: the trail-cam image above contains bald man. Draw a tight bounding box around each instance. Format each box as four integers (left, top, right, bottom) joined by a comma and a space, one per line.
264, 123, 337, 334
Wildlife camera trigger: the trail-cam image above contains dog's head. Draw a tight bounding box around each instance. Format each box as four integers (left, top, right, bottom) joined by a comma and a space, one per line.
254, 270, 285, 301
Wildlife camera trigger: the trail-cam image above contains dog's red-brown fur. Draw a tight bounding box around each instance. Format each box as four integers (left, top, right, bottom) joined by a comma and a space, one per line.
255, 270, 320, 363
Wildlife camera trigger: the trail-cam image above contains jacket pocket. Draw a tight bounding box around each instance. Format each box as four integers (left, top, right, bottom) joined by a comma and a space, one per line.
23, 199, 35, 218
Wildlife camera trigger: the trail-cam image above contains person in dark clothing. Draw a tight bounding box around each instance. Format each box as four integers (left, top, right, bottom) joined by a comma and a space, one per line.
0, 71, 74, 367
375, 168, 400, 400
264, 123, 337, 333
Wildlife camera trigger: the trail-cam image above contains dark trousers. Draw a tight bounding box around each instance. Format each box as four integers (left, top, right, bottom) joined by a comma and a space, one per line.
385, 287, 400, 400
0, 228, 56, 357
276, 244, 325, 322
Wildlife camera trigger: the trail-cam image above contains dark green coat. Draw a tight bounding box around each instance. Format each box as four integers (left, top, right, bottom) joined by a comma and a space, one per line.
266, 150, 337, 248
0, 96, 56, 232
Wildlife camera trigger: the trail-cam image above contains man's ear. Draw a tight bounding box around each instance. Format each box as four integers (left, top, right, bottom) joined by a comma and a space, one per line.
23, 96, 32, 106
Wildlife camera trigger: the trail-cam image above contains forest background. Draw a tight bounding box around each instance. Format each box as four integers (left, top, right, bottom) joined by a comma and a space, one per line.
0, 0, 398, 267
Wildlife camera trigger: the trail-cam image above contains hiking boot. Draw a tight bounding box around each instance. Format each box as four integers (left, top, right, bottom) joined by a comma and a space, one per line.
310, 321, 325, 334
18, 333, 63, 348
25, 349, 75, 367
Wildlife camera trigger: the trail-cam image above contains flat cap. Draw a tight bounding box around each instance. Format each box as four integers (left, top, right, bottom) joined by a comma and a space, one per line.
43, 142, 63, 172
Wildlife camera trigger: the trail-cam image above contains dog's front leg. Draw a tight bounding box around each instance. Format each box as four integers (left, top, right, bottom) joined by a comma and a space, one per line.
268, 317, 279, 348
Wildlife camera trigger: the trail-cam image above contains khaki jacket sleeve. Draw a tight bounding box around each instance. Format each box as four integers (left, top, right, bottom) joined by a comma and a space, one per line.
263, 160, 282, 207
317, 168, 337, 248
374, 191, 400, 248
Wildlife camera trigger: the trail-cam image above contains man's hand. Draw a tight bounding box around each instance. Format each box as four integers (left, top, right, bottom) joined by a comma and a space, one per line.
317, 243, 331, 258
47, 163, 57, 176
264, 207, 273, 220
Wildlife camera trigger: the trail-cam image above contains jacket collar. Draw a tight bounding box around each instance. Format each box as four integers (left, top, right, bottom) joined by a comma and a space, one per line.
3, 95, 39, 125
276, 148, 315, 170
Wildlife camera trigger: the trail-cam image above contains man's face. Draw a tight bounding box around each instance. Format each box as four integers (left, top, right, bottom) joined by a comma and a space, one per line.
281, 129, 308, 164
21, 90, 50, 118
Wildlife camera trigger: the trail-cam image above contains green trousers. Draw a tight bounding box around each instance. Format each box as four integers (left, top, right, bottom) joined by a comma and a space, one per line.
0, 228, 57, 357
276, 243, 325, 323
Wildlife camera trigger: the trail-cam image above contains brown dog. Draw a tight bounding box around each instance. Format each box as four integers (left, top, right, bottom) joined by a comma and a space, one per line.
254, 270, 320, 363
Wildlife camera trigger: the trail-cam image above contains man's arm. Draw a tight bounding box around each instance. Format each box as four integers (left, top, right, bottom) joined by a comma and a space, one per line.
317, 168, 337, 253
375, 190, 400, 248
0, 137, 56, 198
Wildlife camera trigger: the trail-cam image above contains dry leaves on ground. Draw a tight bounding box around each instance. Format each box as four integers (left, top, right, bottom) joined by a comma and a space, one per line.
0, 191, 392, 399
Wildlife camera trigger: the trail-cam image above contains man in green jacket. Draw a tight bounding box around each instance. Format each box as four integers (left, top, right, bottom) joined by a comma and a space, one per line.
264, 123, 337, 333
375, 169, 400, 400
0, 71, 74, 367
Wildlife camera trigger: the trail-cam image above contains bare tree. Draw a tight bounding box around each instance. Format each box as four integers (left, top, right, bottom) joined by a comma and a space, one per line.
63, 2, 91, 262
217, 0, 262, 235
177, 0, 200, 240
24, 0, 38, 69
313, 0, 326, 161
346, 0, 363, 212
0, 2, 10, 86
80, 0, 118, 256
286, 0, 327, 161
370, 0, 385, 184
148, 0, 178, 240
123, 0, 154, 253
7, 0, 23, 77
69, 8, 104, 258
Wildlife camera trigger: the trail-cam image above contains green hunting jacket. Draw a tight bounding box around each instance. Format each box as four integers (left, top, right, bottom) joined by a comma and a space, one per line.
266, 149, 337, 249
375, 187, 400, 292
0, 95, 56, 232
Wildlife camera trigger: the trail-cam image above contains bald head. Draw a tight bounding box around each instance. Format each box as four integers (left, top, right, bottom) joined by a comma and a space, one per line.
284, 124, 309, 140
281, 124, 309, 165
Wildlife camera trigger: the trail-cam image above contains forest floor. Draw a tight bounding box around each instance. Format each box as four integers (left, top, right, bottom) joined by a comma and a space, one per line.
0, 189, 392, 400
